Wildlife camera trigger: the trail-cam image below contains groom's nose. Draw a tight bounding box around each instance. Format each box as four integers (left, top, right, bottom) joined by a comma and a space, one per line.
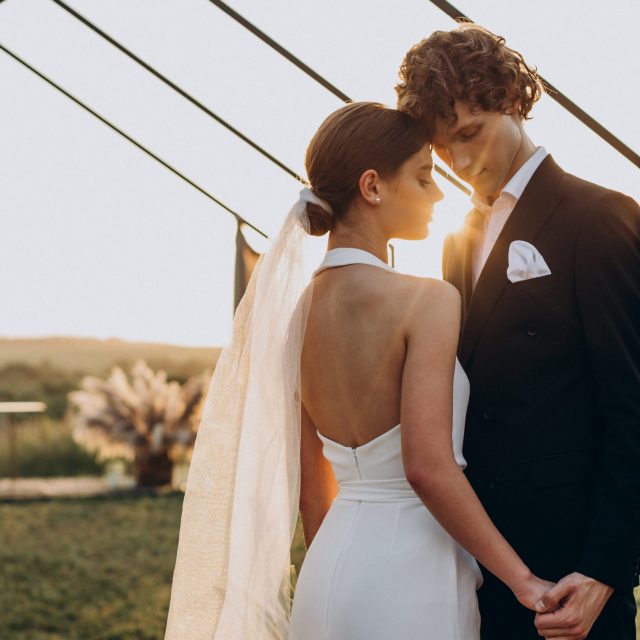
449, 146, 472, 176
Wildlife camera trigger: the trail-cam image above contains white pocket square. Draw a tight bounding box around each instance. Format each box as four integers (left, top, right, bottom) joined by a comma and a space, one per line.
507, 240, 551, 283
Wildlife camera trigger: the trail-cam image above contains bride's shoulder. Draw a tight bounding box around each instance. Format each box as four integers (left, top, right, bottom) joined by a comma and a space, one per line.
392, 275, 461, 328
393, 273, 460, 304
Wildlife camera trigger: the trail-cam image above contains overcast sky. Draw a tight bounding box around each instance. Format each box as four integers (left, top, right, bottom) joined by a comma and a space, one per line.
1, 0, 638, 347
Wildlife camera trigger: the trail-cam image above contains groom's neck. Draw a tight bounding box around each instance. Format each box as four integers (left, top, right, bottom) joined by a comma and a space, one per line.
486, 134, 537, 205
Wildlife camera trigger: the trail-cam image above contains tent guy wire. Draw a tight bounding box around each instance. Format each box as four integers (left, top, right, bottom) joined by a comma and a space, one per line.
207, 0, 471, 194
50, 0, 306, 184
50, 0, 471, 196
0, 42, 270, 240
427, 0, 640, 169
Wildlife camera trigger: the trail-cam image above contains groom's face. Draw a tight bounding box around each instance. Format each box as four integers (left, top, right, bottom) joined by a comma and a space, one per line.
431, 100, 524, 200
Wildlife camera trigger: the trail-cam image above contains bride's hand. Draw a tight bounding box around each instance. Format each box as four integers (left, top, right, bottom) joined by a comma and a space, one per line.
513, 574, 557, 612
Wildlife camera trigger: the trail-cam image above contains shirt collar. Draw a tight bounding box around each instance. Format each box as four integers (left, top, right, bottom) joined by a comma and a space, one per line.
471, 146, 548, 213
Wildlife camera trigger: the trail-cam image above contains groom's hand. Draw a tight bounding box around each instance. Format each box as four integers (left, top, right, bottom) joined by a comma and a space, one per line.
533, 572, 613, 639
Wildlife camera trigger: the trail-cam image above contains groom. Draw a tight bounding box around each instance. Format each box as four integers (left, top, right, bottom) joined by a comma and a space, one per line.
397, 25, 640, 639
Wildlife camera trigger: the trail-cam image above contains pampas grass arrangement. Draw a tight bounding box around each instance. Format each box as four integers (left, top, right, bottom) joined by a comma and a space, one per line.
67, 360, 210, 486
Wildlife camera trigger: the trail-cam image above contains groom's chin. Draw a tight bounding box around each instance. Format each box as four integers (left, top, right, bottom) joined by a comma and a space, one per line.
470, 176, 501, 199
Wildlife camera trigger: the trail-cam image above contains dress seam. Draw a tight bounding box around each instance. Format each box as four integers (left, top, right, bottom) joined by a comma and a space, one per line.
325, 501, 361, 634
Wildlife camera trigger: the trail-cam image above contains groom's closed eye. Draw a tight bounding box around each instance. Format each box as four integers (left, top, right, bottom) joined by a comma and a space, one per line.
457, 126, 481, 142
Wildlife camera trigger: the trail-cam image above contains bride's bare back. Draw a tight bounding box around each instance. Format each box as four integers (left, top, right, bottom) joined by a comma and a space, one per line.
302, 263, 420, 448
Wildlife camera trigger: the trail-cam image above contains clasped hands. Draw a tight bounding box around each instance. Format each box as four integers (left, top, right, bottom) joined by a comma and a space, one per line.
519, 572, 614, 639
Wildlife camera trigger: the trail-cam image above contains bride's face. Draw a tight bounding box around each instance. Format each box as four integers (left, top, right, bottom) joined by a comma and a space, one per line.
381, 144, 444, 240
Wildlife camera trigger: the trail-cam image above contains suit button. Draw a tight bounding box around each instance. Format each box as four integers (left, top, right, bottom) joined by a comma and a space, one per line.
488, 476, 500, 489
482, 407, 494, 421
526, 323, 539, 336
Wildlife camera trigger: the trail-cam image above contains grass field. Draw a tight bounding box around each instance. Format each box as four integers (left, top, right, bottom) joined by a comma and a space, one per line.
0, 493, 306, 640
0, 419, 104, 479
0, 494, 180, 639
0, 494, 637, 639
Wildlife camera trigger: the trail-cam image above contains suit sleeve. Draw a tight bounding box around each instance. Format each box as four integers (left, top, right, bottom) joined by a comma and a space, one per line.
573, 191, 640, 592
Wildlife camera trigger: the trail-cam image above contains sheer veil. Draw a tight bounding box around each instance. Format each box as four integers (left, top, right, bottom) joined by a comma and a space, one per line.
164, 190, 321, 639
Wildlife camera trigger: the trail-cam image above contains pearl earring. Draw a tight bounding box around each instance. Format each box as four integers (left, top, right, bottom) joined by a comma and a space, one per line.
375, 196, 381, 204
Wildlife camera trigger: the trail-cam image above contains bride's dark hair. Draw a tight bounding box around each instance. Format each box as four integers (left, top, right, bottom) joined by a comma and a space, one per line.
304, 102, 431, 236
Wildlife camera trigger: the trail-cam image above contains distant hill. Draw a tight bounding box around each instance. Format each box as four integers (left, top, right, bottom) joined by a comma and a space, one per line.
0, 336, 221, 378
0, 337, 222, 420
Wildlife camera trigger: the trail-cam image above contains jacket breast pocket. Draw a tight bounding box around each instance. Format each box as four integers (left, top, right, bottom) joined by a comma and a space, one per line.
505, 273, 559, 296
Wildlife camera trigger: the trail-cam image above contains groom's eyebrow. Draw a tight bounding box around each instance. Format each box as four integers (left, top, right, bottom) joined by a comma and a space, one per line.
418, 163, 433, 171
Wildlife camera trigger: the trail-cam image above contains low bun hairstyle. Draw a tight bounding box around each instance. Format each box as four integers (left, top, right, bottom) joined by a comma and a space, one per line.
304, 201, 334, 237
304, 102, 431, 236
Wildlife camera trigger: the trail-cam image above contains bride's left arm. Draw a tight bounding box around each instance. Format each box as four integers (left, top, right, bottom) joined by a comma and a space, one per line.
299, 402, 338, 548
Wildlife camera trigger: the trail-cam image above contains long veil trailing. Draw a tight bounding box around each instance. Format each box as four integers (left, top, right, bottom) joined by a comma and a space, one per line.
164, 193, 317, 639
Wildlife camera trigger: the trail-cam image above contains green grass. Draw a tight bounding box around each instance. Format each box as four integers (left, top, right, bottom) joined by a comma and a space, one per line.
0, 419, 104, 478
0, 493, 307, 640
0, 494, 183, 640
0, 494, 637, 639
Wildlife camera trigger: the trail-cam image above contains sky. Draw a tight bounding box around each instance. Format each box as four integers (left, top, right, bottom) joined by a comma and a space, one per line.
1, 0, 638, 347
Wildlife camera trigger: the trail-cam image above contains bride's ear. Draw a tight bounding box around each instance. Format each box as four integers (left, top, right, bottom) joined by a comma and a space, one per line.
358, 169, 382, 206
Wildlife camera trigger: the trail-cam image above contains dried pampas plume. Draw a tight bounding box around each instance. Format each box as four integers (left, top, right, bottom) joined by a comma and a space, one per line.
67, 360, 210, 469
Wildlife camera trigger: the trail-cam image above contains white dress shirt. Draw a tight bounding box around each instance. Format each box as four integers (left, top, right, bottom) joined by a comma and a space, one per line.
471, 146, 549, 288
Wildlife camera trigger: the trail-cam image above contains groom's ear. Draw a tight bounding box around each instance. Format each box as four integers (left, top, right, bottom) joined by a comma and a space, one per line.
503, 97, 522, 118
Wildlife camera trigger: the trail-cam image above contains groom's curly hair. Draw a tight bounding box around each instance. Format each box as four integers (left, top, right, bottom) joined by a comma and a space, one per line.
396, 24, 544, 129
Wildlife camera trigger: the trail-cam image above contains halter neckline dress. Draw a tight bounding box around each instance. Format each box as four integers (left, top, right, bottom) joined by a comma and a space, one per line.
288, 247, 482, 640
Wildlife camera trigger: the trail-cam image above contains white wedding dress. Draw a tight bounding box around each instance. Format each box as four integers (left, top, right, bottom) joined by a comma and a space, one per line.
288, 248, 482, 640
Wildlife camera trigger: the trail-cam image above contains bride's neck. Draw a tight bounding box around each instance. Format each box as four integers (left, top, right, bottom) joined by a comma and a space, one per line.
327, 226, 390, 265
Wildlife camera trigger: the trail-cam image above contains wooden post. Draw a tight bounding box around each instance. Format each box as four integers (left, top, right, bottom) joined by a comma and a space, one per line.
0, 402, 47, 497
7, 415, 17, 480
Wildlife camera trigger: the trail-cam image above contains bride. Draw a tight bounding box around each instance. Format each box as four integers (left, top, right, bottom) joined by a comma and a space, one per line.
164, 102, 553, 639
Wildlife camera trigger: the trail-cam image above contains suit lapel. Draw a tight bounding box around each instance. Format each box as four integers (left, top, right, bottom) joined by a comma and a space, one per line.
459, 155, 565, 368
459, 209, 483, 323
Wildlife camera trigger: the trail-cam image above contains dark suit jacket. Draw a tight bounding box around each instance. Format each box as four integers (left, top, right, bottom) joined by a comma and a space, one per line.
443, 156, 640, 606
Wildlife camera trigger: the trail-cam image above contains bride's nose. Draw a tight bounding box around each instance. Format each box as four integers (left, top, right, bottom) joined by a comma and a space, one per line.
432, 183, 445, 203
